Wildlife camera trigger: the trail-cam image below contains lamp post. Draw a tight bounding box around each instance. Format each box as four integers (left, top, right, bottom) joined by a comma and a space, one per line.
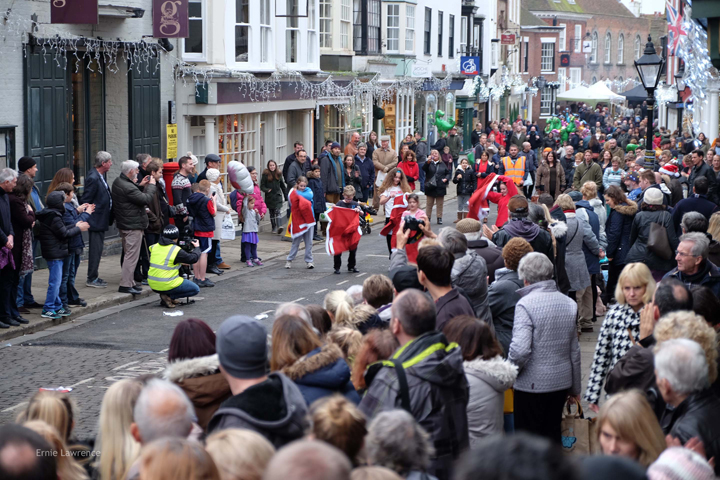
634, 34, 665, 170
675, 62, 686, 133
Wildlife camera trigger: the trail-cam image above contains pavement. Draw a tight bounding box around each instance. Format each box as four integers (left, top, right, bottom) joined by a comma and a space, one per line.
0, 192, 604, 439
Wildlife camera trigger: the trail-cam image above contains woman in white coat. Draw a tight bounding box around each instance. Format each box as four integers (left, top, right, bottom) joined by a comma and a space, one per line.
206, 168, 232, 274
443, 315, 517, 444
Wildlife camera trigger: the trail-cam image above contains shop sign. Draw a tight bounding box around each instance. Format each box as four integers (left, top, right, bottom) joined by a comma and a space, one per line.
501, 33, 516, 45
153, 0, 189, 38
460, 56, 480, 75
51, 0, 98, 24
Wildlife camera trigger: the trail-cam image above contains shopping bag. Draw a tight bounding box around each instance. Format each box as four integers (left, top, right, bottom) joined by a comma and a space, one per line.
375, 171, 387, 187
221, 214, 236, 240
560, 398, 598, 455
523, 173, 534, 187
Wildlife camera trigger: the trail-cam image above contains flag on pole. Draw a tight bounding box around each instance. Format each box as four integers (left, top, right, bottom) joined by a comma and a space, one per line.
666, 1, 687, 56
325, 206, 362, 256
468, 173, 499, 222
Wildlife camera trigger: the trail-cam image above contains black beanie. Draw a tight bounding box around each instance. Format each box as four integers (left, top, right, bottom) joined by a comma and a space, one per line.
18, 157, 37, 173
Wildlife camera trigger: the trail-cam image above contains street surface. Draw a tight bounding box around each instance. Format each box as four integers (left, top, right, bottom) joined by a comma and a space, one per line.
0, 199, 601, 440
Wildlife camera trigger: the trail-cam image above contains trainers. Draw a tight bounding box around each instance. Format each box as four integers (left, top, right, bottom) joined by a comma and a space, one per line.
68, 298, 87, 307
41, 310, 61, 319
348, 267, 359, 273
252, 259, 264, 266
199, 278, 215, 287
313, 235, 324, 241
56, 307, 72, 317
285, 261, 292, 269
86, 279, 108, 288
306, 262, 314, 269
246, 261, 255, 268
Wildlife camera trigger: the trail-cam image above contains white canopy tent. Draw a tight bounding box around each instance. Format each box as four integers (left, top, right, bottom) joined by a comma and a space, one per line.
587, 81, 626, 103
556, 82, 626, 106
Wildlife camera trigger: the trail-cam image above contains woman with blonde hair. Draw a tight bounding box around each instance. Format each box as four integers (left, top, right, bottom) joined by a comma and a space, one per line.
205, 429, 275, 480
23, 420, 89, 480
326, 326, 364, 364
271, 315, 360, 405
139, 437, 220, 480
596, 390, 666, 467
17, 390, 75, 444
708, 212, 720, 242
309, 395, 367, 466
324, 290, 356, 327
585, 263, 656, 412
94, 378, 143, 480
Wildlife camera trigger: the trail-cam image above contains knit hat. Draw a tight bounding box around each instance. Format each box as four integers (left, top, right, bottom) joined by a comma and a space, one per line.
205, 168, 221, 182
626, 173, 640, 183
456, 218, 482, 234
646, 447, 716, 480
18, 156, 37, 173
216, 316, 268, 379
205, 153, 221, 164
568, 190, 583, 202
507, 195, 529, 214
543, 147, 552, 153
643, 187, 664, 206
330, 142, 341, 150
391, 266, 423, 293
186, 152, 199, 166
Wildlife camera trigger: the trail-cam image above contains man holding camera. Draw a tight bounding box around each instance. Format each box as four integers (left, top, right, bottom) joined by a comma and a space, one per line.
148, 225, 201, 308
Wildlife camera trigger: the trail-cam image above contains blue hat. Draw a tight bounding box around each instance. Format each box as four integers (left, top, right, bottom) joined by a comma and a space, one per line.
216, 316, 268, 379
330, 142, 341, 150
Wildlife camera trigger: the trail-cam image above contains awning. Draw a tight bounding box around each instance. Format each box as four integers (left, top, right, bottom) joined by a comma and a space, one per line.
422, 79, 466, 91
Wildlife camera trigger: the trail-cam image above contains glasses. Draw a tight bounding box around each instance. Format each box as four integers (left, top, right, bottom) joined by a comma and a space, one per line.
675, 250, 698, 258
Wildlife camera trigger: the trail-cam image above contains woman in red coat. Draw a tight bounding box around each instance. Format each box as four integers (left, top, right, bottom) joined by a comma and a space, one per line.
485, 175, 518, 228
398, 150, 420, 191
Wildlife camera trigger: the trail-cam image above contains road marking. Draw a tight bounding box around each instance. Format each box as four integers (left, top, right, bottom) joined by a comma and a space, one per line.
315, 289, 327, 294
248, 300, 283, 304
260, 310, 274, 315
113, 361, 139, 371
366, 254, 388, 257
69, 378, 95, 388
355, 272, 367, 278
292, 297, 306, 303
1, 402, 27, 413
336, 280, 349, 285
159, 348, 169, 353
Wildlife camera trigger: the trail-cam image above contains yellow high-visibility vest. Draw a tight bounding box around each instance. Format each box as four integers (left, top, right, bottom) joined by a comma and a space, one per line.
147, 244, 183, 291
502, 155, 526, 186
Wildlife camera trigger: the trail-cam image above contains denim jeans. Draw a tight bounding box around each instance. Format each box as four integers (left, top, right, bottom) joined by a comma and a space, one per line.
60, 252, 81, 306
44, 259, 64, 312
164, 279, 200, 300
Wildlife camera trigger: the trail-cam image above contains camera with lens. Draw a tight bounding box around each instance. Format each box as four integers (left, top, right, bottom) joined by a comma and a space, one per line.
403, 216, 425, 232
177, 224, 196, 253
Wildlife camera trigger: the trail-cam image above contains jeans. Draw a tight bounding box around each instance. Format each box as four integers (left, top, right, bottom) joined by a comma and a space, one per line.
44, 259, 64, 312
164, 278, 200, 300
417, 161, 426, 192
209, 239, 222, 266
287, 229, 313, 263
60, 252, 81, 306
243, 242, 258, 261
87, 230, 106, 282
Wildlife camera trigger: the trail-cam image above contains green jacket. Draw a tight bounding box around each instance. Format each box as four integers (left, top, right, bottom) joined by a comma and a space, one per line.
446, 134, 462, 158
573, 161, 603, 190
260, 173, 288, 210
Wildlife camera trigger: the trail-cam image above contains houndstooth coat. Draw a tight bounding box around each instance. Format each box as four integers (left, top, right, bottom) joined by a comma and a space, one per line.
583, 303, 641, 405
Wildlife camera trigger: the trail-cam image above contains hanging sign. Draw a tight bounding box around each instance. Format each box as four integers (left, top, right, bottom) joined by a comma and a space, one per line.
167, 124, 178, 159
51, 0, 98, 24
460, 56, 480, 76
560, 54, 570, 66
501, 32, 516, 45
153, 0, 189, 38
582, 40, 592, 53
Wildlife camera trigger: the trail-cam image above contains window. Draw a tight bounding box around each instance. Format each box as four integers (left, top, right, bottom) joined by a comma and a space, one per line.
286, 0, 299, 62
590, 31, 598, 63
604, 32, 612, 64
635, 34, 641, 60
523, 38, 529, 72
260, 0, 272, 63
354, 0, 380, 54
448, 14, 455, 58
460, 16, 467, 55
368, 0, 380, 53
558, 67, 566, 91
540, 87, 552, 116
235, 0, 250, 62
218, 114, 259, 185
185, 0, 204, 57
424, 7, 431, 55
437, 11, 443, 56
386, 4, 399, 52
490, 41, 498, 68
559, 24, 566, 51
592, 76, 597, 84
308, 0, 317, 63
341, 0, 351, 49
541, 42, 554, 71
574, 24, 581, 52
617, 34, 624, 64
406, 6, 415, 52
353, 0, 362, 51
570, 67, 581, 87
320, 0, 331, 48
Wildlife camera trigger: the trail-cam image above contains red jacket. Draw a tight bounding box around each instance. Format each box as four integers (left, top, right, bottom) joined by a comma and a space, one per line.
485, 176, 518, 228
398, 160, 419, 190
288, 188, 316, 238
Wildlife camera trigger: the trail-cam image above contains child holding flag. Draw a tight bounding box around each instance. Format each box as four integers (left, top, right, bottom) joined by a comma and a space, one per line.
329, 186, 363, 274
286, 176, 316, 269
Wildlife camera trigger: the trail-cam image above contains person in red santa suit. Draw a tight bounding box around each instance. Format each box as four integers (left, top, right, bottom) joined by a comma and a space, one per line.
331, 186, 363, 274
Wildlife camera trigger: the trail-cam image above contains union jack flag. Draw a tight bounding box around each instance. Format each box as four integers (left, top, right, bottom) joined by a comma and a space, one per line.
667, 1, 687, 56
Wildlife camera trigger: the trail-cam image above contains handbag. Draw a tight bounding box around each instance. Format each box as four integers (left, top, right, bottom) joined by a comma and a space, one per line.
220, 214, 236, 240
647, 217, 673, 260
560, 398, 599, 455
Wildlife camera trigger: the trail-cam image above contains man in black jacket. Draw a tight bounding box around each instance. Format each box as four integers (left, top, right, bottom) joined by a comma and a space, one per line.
0, 169, 17, 328
492, 196, 554, 264
81, 151, 114, 288
196, 153, 221, 183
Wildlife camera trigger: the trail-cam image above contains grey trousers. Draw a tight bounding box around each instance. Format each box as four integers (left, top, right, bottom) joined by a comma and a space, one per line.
287, 229, 314, 263
119, 229, 143, 288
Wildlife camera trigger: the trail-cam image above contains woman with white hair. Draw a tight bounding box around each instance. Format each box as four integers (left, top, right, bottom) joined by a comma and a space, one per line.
206, 168, 232, 273
507, 252, 581, 444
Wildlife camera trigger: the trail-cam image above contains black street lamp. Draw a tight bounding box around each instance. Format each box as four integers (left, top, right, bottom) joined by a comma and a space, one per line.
675, 62, 686, 132
536, 75, 548, 90
634, 34, 665, 169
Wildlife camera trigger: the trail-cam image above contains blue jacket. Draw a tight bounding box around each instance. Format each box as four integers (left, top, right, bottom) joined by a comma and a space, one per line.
672, 194, 719, 236
186, 192, 215, 233
605, 201, 638, 266
575, 200, 601, 274
523, 149, 538, 172
354, 154, 375, 191
307, 178, 325, 215
62, 203, 90, 252
281, 344, 360, 406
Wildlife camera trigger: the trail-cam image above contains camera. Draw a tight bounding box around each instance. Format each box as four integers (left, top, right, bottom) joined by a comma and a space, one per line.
403, 216, 425, 232
177, 225, 196, 253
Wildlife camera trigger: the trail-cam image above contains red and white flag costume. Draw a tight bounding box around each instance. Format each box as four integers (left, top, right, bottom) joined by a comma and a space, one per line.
325, 206, 362, 256
380, 193, 421, 263
468, 173, 499, 222
288, 188, 316, 238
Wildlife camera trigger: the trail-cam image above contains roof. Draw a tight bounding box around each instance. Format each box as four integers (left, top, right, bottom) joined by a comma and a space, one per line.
526, 0, 637, 18
521, 7, 549, 27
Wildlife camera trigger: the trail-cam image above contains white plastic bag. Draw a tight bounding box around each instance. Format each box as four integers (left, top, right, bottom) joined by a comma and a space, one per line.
523, 174, 534, 187
221, 214, 236, 240
375, 171, 387, 187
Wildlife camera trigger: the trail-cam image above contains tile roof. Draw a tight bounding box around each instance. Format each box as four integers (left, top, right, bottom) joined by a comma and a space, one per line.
521, 7, 550, 26
526, 0, 637, 18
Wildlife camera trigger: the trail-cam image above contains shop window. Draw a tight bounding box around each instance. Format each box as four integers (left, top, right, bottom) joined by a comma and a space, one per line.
72, 56, 105, 188
185, 0, 205, 59
218, 114, 258, 188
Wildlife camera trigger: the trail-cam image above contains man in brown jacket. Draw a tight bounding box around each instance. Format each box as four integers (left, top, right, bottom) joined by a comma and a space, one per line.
372, 135, 398, 210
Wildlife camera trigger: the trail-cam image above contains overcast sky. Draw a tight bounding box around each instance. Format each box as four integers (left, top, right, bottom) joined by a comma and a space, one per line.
620, 0, 666, 15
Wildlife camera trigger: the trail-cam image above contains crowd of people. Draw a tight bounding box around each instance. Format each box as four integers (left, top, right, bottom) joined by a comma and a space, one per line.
3, 104, 720, 479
